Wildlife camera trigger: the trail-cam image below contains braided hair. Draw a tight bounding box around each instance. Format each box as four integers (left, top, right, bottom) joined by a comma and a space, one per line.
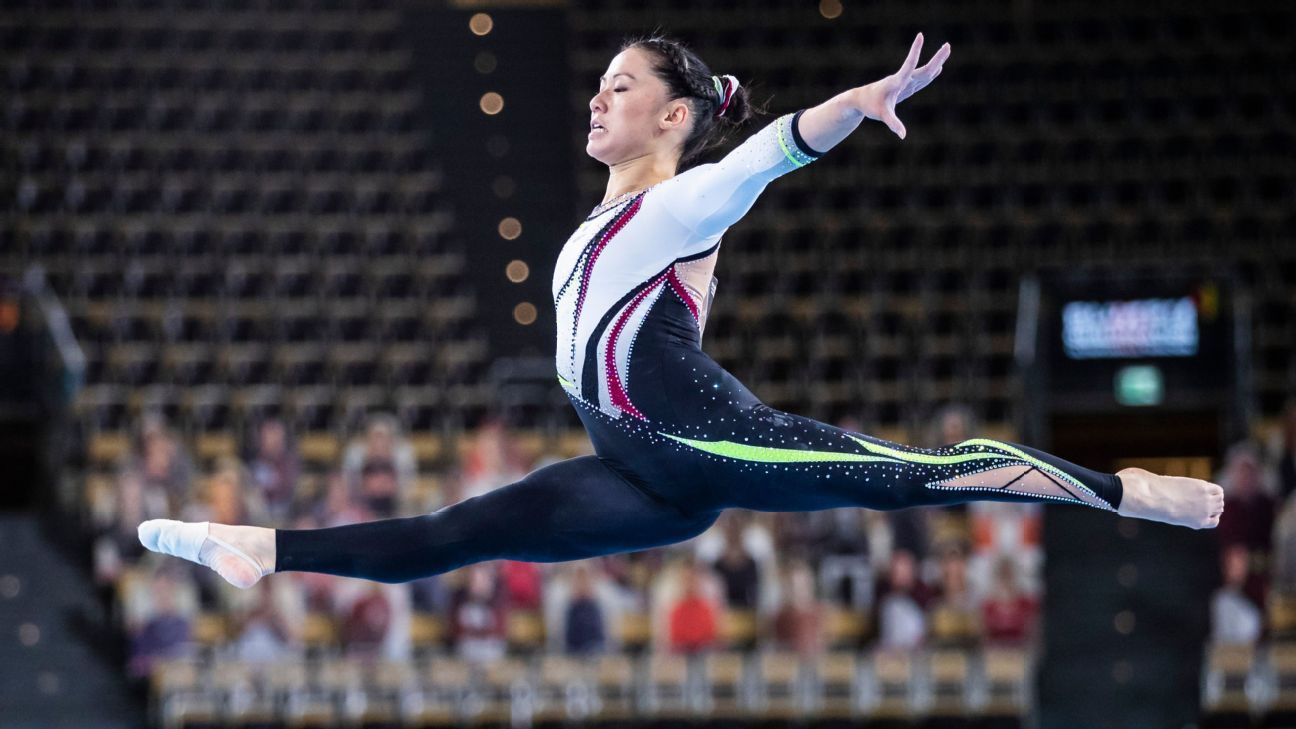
622, 35, 758, 170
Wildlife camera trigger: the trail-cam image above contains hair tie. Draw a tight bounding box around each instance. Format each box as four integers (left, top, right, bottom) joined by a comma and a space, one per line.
711, 74, 739, 117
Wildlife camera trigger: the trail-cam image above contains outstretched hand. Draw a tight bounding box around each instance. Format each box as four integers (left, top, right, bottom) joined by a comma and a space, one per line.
853, 33, 951, 140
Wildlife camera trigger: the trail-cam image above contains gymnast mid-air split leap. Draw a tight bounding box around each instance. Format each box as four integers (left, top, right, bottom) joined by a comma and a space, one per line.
140, 33, 1224, 588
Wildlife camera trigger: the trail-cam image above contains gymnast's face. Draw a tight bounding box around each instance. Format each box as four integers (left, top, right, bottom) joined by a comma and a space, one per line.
587, 48, 691, 167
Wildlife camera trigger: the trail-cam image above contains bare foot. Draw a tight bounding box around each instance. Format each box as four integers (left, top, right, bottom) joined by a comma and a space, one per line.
138, 520, 276, 589
1115, 467, 1225, 530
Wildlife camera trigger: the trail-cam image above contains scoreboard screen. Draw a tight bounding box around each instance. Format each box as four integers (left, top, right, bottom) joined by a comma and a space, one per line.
1034, 272, 1237, 413
1061, 296, 1199, 359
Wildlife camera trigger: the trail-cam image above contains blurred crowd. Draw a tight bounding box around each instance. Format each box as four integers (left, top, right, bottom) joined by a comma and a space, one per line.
83, 400, 1296, 681
1210, 402, 1296, 646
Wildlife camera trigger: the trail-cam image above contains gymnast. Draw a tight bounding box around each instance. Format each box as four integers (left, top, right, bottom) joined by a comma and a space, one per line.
140, 33, 1224, 588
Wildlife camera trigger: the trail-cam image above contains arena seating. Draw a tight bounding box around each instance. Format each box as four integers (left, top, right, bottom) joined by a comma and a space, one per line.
4, 0, 490, 471
146, 648, 1035, 728
4, 1, 1294, 726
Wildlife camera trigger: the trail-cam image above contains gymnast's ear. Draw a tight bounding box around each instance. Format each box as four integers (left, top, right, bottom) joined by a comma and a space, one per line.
659, 97, 692, 132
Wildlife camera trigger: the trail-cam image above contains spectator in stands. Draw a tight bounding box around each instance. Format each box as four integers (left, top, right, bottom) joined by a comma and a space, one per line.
1211, 544, 1264, 646
1277, 401, 1296, 502
563, 563, 608, 655
358, 458, 401, 518
315, 471, 370, 528
889, 508, 930, 562
342, 413, 415, 505
926, 403, 978, 450
667, 559, 720, 653
180, 456, 267, 528
295, 570, 339, 616
1216, 442, 1276, 607
968, 500, 1043, 598
127, 570, 192, 679
771, 560, 826, 656
246, 417, 300, 524
707, 514, 761, 610
449, 563, 508, 664
815, 508, 873, 558
798, 508, 873, 610
228, 579, 303, 662
131, 413, 193, 507
981, 556, 1037, 645
339, 582, 395, 659
696, 511, 778, 615
410, 572, 452, 617
770, 511, 817, 562
500, 560, 543, 611
875, 549, 931, 649
1272, 493, 1296, 598
544, 562, 627, 655
600, 551, 663, 612
93, 469, 168, 586
929, 544, 980, 647
457, 418, 529, 501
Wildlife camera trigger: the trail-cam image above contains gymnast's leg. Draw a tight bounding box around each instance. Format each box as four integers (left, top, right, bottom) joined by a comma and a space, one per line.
139, 455, 720, 587
691, 405, 1224, 529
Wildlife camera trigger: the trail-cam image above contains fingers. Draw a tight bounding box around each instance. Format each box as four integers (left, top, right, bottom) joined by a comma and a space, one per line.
882, 34, 947, 136
881, 107, 906, 140
898, 32, 924, 79
915, 42, 951, 77
893, 39, 949, 105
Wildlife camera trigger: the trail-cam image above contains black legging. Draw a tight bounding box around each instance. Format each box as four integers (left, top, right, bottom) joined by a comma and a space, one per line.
277, 455, 721, 583
277, 397, 1122, 584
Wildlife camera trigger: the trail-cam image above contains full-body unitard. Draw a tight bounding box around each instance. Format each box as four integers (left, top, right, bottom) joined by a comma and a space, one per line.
277, 112, 1123, 583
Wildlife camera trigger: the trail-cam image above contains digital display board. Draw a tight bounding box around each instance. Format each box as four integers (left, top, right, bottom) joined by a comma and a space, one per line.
1062, 297, 1198, 359
1031, 272, 1235, 414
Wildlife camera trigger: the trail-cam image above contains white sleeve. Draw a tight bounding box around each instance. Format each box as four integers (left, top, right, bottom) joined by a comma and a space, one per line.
653, 110, 824, 244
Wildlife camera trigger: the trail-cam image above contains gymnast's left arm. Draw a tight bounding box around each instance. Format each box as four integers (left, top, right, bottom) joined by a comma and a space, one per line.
798, 32, 950, 152
660, 33, 949, 243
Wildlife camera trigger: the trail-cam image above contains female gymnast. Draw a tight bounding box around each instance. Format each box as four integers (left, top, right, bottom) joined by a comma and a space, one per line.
140, 33, 1224, 589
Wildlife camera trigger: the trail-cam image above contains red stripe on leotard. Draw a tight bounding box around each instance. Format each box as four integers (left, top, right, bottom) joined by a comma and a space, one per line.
603, 273, 666, 421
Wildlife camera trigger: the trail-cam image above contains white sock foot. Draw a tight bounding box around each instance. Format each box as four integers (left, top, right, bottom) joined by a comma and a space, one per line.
138, 519, 269, 589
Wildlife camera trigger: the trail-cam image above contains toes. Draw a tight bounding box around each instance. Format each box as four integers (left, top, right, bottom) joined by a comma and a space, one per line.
137, 520, 160, 551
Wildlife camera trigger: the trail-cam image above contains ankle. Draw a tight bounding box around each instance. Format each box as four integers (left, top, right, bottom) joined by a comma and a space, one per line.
1115, 468, 1150, 514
